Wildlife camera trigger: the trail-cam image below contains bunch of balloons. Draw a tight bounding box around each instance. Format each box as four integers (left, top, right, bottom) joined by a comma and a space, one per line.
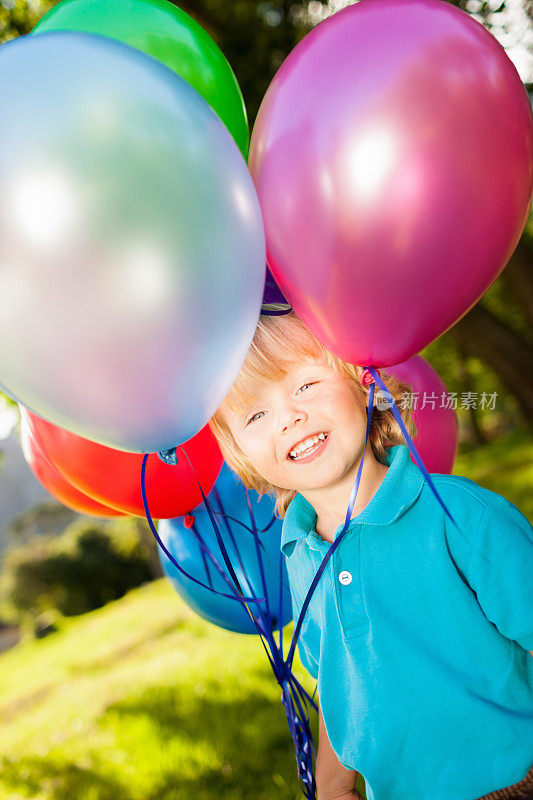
1, 0, 532, 797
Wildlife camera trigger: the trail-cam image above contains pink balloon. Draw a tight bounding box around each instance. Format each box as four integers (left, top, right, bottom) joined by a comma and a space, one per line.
386, 356, 458, 474
249, 0, 533, 367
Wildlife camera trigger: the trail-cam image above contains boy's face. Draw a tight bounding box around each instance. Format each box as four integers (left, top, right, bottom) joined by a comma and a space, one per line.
221, 355, 370, 494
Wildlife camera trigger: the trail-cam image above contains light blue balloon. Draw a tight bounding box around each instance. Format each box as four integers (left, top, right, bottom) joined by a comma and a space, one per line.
158, 463, 292, 634
0, 32, 265, 452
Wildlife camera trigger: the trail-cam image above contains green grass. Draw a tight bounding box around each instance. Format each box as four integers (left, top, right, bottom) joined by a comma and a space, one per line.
0, 427, 530, 799
0, 579, 319, 800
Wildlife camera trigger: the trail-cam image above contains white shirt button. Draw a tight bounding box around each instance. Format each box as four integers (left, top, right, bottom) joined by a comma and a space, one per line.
338, 570, 352, 585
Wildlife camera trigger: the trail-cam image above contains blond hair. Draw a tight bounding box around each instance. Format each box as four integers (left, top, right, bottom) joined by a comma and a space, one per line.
209, 305, 416, 518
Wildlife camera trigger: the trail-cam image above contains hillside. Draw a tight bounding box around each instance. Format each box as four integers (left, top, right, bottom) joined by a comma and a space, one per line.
0, 578, 319, 800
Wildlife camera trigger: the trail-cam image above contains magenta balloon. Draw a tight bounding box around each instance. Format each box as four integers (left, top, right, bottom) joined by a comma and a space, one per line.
387, 356, 458, 474
249, 0, 533, 366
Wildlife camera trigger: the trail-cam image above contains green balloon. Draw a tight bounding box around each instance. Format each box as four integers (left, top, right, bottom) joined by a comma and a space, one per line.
33, 0, 249, 157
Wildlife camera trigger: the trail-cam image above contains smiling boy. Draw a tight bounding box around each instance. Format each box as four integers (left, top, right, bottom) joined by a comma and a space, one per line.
209, 307, 533, 800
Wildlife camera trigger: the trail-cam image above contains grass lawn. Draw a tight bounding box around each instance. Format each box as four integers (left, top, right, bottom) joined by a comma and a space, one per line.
0, 578, 320, 800
0, 427, 530, 799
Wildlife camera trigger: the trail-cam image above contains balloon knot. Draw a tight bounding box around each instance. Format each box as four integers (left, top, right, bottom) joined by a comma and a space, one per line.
360, 367, 378, 386
157, 447, 178, 465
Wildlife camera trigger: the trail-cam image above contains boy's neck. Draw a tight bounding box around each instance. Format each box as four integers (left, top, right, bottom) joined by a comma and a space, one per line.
301, 445, 389, 544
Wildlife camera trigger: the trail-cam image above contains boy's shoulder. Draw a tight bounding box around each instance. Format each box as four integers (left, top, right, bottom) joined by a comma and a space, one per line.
426, 471, 504, 509
418, 471, 531, 535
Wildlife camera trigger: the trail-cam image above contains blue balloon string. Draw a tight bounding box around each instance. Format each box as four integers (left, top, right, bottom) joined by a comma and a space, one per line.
147, 451, 292, 665
244, 487, 273, 629
175, 446, 249, 598
196, 532, 214, 590
211, 489, 258, 597
213, 489, 275, 639
180, 458, 288, 654
157, 447, 276, 536
188, 520, 246, 597
140, 454, 262, 604
259, 513, 279, 533
178, 496, 282, 659
207, 507, 277, 537
145, 450, 320, 796
278, 547, 285, 659
143, 466, 291, 678
281, 675, 317, 798
187, 522, 278, 645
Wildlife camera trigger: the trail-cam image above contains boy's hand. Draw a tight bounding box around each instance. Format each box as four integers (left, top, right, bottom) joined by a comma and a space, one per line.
316, 702, 360, 800
318, 791, 364, 800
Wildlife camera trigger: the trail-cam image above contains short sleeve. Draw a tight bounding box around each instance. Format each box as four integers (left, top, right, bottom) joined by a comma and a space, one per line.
466, 496, 533, 651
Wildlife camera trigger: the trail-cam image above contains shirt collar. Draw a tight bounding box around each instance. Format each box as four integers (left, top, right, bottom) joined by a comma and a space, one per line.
281, 444, 425, 555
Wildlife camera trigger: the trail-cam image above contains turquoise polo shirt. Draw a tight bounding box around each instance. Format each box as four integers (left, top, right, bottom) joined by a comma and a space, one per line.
281, 444, 533, 800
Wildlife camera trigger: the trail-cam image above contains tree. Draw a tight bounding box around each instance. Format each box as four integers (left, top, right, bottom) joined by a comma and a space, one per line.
449, 237, 533, 423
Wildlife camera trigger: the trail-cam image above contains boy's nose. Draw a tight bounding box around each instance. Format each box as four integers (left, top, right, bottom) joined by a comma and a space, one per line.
280, 409, 307, 433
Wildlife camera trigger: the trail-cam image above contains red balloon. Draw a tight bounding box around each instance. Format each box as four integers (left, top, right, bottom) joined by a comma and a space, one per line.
20, 421, 126, 517
386, 356, 458, 474
20, 406, 223, 518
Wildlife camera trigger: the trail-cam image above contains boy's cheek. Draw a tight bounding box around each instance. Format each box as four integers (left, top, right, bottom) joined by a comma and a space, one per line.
251, 454, 287, 486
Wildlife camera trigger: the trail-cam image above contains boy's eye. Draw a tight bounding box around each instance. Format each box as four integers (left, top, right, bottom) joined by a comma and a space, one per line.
297, 382, 315, 393
247, 411, 265, 425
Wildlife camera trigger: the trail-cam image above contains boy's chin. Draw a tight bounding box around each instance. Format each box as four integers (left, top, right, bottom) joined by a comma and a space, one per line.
284, 468, 345, 493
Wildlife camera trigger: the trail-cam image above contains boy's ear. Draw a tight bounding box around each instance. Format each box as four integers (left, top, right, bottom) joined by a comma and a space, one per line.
374, 391, 394, 412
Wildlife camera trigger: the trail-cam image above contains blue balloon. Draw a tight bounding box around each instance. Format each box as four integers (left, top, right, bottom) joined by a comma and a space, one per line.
158, 463, 292, 634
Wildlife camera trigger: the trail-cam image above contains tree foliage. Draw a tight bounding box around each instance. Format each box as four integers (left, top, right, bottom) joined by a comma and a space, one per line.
0, 516, 153, 624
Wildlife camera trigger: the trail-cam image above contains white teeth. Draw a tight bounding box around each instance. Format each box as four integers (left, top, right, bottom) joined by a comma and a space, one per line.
289, 433, 328, 459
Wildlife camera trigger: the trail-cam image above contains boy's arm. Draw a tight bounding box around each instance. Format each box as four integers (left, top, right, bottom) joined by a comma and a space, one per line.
316, 701, 362, 800
463, 496, 533, 651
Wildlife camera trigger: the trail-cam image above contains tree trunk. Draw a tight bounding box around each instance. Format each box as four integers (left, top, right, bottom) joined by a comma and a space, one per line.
455, 339, 487, 445
450, 303, 533, 422
500, 239, 533, 335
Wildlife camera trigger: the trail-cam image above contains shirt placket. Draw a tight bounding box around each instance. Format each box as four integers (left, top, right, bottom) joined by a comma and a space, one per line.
332, 527, 369, 638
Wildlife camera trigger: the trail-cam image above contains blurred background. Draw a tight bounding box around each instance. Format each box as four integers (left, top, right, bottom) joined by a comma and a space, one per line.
0, 1, 531, 798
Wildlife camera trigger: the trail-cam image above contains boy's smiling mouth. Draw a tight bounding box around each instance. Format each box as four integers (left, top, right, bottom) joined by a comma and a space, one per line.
287, 432, 329, 461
